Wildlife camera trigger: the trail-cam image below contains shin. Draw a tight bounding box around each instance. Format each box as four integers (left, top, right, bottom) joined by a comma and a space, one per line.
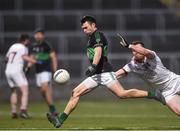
40, 82, 53, 106
64, 84, 89, 115
10, 88, 17, 113
19, 85, 29, 110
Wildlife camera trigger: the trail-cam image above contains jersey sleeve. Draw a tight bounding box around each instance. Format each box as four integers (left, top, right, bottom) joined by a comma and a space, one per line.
123, 63, 133, 73
25, 47, 28, 55
20, 46, 28, 56
93, 31, 104, 48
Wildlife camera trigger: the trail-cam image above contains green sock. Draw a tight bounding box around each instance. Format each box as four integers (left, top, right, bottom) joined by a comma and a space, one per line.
59, 112, 68, 123
49, 105, 56, 113
148, 91, 155, 98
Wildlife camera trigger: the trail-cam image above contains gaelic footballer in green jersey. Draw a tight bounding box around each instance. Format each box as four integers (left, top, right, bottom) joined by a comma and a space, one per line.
28, 29, 58, 115
47, 16, 165, 128
86, 30, 113, 75
31, 40, 53, 73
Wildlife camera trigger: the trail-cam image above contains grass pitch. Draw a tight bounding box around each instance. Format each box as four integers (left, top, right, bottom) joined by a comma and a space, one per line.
0, 99, 179, 130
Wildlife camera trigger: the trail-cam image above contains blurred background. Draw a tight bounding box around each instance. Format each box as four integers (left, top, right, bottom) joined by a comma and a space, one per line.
0, 0, 180, 101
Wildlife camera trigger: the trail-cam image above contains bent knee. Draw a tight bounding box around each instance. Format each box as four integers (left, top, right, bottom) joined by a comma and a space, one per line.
71, 85, 88, 98
40, 88, 46, 93
71, 90, 80, 98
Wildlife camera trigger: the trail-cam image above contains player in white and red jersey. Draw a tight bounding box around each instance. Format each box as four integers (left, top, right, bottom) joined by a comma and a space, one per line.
5, 34, 40, 119
116, 38, 180, 116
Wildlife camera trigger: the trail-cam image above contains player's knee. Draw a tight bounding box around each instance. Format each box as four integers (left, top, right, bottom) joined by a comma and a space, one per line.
71, 91, 78, 98
40, 83, 49, 90
11, 88, 16, 93
40, 86, 47, 93
21, 90, 29, 96
24, 90, 29, 96
71, 90, 80, 98
118, 92, 128, 99
20, 86, 28, 93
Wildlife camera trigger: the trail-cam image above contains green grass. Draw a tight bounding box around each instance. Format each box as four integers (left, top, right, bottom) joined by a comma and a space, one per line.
0, 99, 180, 130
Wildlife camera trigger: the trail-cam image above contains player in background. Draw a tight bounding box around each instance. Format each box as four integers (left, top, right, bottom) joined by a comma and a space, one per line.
26, 28, 58, 115
46, 15, 165, 128
5, 34, 40, 119
115, 37, 180, 116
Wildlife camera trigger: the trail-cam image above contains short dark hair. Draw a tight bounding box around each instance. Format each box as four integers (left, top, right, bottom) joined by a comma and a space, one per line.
131, 41, 145, 47
18, 34, 30, 42
80, 15, 96, 25
34, 28, 45, 34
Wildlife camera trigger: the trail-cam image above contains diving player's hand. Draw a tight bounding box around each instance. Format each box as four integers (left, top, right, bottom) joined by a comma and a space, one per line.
85, 64, 97, 77
117, 33, 129, 48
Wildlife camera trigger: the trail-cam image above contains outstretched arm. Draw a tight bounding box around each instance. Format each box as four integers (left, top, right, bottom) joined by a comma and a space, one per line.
23, 55, 36, 74
117, 34, 154, 59
129, 44, 154, 59
22, 54, 37, 64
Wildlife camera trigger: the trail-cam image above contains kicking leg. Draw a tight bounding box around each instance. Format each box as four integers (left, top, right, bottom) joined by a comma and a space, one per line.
47, 83, 91, 128
63, 77, 98, 116
64, 83, 90, 115
47, 77, 97, 128
166, 95, 180, 116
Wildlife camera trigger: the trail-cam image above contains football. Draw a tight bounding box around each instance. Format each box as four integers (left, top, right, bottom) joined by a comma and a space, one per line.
53, 69, 70, 84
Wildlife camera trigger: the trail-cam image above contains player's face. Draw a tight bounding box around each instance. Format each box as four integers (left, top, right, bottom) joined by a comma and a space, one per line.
132, 44, 145, 62
81, 21, 96, 36
34, 32, 45, 43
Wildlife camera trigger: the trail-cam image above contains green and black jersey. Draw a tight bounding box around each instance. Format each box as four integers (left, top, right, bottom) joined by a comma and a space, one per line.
30, 40, 53, 73
87, 30, 113, 74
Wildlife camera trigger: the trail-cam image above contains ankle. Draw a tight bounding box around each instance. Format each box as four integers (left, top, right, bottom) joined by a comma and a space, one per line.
49, 105, 56, 113
59, 112, 68, 123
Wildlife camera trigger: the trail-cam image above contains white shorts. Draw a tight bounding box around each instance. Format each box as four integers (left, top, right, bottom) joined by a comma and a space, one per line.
36, 71, 52, 87
5, 71, 28, 88
160, 77, 180, 102
81, 72, 117, 90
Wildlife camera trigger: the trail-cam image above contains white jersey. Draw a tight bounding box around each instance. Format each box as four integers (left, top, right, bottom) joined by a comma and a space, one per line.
5, 43, 28, 72
123, 50, 180, 90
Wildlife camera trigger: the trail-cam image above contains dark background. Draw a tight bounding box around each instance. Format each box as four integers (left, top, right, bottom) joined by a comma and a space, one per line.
0, 0, 180, 101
